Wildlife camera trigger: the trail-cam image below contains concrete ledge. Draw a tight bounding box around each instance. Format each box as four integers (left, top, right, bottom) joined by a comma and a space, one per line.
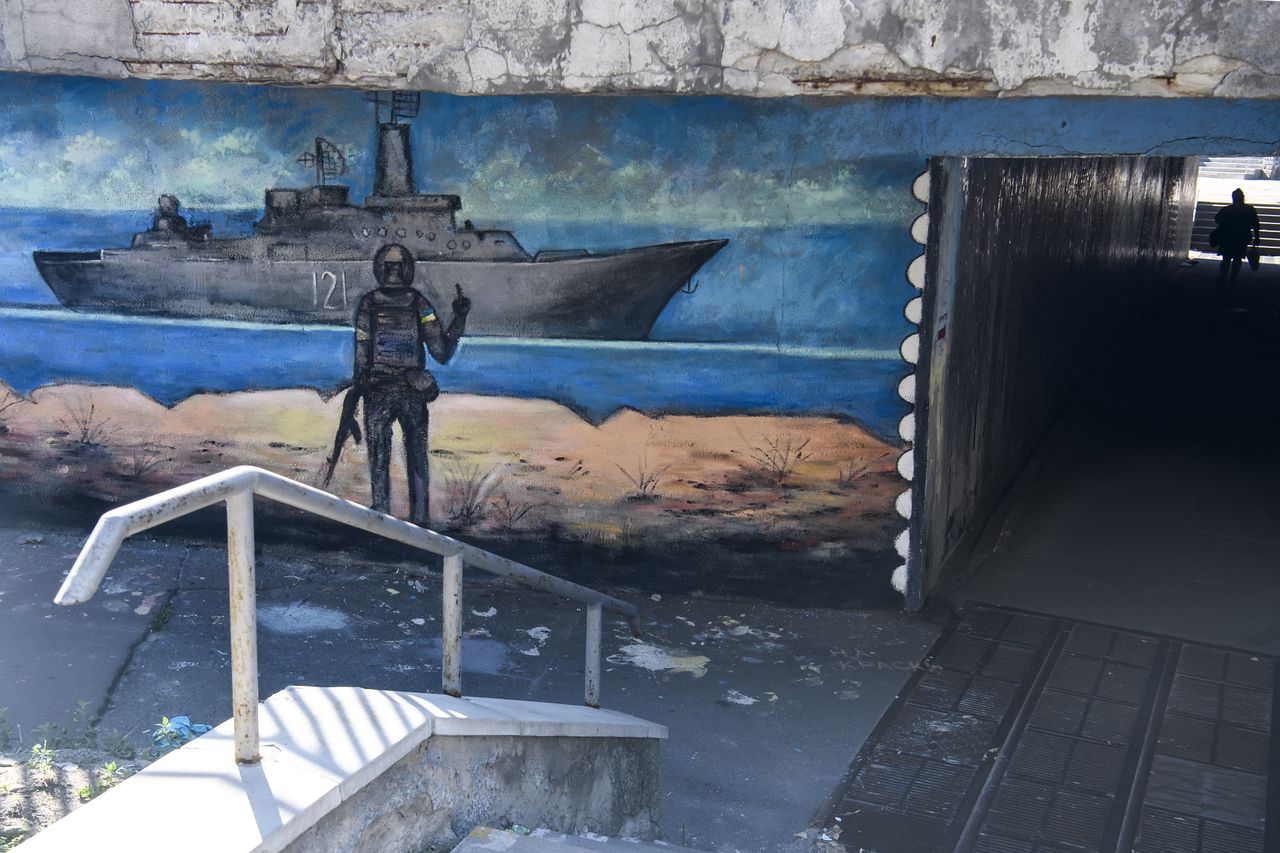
5, 1, 1280, 97
19, 686, 667, 853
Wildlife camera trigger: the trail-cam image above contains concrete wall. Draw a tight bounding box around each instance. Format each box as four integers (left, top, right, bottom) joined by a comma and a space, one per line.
285, 734, 660, 850
0, 0, 1278, 97
911, 155, 1198, 604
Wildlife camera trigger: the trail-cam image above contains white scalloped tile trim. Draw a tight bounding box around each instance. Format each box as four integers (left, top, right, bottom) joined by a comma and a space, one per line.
893, 165, 930, 599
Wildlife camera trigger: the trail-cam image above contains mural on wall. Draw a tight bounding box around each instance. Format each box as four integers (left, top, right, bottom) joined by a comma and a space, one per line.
0, 75, 918, 603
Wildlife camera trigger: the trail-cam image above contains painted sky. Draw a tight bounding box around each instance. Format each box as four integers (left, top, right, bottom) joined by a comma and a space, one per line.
2, 73, 1276, 220
0, 75, 921, 230
0, 73, 926, 349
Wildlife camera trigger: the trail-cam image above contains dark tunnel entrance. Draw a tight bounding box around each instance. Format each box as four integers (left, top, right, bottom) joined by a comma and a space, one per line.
911, 154, 1280, 654
823, 154, 1280, 853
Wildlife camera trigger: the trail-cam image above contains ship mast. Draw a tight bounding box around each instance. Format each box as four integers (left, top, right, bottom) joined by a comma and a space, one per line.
367, 92, 422, 199
296, 137, 347, 187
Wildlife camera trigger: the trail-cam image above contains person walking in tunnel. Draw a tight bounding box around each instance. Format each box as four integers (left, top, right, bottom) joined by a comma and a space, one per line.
349, 243, 470, 525
1213, 187, 1261, 302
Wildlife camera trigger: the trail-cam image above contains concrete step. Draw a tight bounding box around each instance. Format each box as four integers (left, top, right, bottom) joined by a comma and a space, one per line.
19, 689, 667, 853
453, 826, 696, 852
1189, 201, 1280, 255
1200, 155, 1278, 179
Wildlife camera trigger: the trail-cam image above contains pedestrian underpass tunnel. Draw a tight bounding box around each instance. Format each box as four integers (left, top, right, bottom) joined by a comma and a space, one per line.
909, 152, 1280, 651
821, 151, 1280, 853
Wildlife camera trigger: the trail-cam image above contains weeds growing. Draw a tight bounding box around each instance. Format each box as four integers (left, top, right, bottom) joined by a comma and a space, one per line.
77, 760, 127, 802
148, 599, 174, 633
57, 395, 118, 447
838, 451, 890, 486
13, 700, 134, 757
0, 389, 27, 434
488, 492, 538, 531
151, 716, 212, 753
744, 433, 812, 484
614, 456, 667, 500
26, 742, 54, 774
30, 700, 97, 750
444, 462, 504, 528
121, 445, 165, 481
95, 730, 136, 759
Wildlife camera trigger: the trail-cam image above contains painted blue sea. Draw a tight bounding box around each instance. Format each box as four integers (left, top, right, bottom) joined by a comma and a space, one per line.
0, 209, 914, 439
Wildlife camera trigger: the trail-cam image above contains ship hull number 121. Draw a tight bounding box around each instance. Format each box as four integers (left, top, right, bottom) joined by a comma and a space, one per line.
311, 270, 348, 310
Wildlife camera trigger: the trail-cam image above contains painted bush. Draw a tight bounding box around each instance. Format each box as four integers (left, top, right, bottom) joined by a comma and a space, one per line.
0, 76, 917, 605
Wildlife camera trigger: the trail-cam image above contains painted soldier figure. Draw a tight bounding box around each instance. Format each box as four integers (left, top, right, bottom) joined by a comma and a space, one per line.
352, 243, 469, 524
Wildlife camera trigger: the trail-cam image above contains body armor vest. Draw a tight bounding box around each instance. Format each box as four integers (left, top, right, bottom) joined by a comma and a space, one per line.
368, 289, 426, 381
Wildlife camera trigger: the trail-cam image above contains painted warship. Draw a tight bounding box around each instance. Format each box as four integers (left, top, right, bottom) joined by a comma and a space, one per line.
33, 93, 727, 339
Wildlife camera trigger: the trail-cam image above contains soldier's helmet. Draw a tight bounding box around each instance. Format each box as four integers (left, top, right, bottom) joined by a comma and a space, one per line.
373, 243, 416, 288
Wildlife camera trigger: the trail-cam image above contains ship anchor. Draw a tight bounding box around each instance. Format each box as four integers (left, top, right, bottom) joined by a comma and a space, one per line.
681, 278, 700, 295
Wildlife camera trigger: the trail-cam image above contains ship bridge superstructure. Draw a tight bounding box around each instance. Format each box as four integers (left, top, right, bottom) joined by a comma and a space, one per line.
253, 98, 530, 262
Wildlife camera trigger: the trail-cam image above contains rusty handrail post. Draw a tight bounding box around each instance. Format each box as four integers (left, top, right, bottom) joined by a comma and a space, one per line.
442, 554, 463, 697
225, 490, 261, 764
585, 603, 602, 708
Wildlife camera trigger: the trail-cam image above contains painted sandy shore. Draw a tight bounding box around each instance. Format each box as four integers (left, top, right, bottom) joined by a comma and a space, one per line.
0, 383, 902, 554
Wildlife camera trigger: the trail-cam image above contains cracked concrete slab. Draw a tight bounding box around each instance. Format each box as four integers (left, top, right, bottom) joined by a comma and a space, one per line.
0, 0, 1276, 97
0, 530, 181, 737
20, 0, 137, 70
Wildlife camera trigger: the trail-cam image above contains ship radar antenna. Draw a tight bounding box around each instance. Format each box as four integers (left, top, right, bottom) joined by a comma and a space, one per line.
366, 91, 421, 125
297, 137, 348, 186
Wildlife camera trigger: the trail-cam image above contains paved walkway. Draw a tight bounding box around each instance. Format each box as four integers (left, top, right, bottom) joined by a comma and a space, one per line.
828, 605, 1274, 853
0, 529, 178, 739
878, 263, 1280, 852
0, 517, 938, 852
953, 261, 1280, 654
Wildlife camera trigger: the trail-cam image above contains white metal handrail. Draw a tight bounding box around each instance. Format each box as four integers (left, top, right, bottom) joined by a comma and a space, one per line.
54, 465, 641, 764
